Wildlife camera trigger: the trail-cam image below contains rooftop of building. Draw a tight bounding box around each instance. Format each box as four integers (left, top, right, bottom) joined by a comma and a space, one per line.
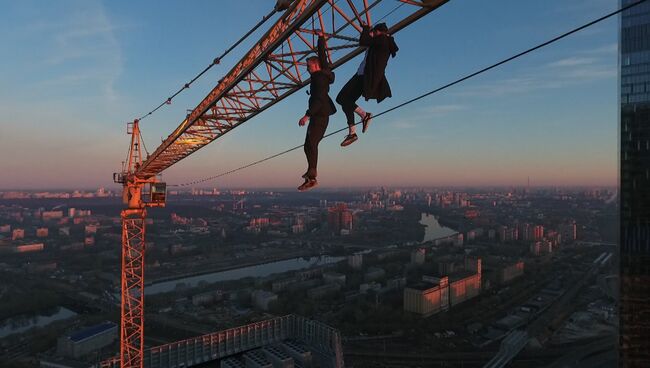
68, 321, 117, 343
406, 281, 438, 291
449, 271, 478, 282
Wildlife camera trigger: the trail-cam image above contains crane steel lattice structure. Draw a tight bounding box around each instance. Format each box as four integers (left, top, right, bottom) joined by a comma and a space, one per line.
113, 0, 448, 367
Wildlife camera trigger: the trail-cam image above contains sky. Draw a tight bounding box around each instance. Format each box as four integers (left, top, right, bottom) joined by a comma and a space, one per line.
0, 0, 620, 190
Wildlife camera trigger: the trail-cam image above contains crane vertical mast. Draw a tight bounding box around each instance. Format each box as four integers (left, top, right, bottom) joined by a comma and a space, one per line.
115, 120, 166, 368
120, 120, 147, 368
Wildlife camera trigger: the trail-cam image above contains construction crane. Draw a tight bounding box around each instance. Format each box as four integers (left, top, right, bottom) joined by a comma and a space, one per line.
113, 0, 448, 367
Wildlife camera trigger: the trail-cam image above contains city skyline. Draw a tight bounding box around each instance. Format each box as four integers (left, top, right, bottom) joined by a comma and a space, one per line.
0, 185, 618, 366
0, 0, 619, 189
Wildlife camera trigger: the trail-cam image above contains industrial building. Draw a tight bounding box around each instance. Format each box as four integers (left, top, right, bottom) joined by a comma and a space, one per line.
404, 277, 450, 317
404, 258, 482, 316
57, 322, 118, 359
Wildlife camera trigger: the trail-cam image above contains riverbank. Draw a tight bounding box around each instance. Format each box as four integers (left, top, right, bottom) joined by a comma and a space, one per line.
144, 253, 345, 295
146, 250, 322, 285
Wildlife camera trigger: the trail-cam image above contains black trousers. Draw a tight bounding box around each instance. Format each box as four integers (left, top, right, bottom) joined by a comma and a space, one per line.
304, 115, 329, 179
336, 74, 364, 127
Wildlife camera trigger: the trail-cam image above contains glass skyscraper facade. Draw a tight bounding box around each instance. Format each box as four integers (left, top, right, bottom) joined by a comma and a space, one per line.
620, 0, 650, 366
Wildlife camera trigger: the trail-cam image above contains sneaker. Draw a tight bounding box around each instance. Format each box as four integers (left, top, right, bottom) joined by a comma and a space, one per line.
361, 112, 372, 133
340, 133, 358, 147
298, 178, 318, 192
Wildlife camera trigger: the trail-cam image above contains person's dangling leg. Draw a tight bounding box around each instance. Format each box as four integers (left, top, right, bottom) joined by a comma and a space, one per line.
299, 116, 328, 191
303, 131, 314, 180
355, 106, 372, 133
336, 75, 364, 146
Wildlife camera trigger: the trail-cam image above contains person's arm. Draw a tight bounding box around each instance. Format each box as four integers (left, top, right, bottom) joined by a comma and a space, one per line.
299, 96, 321, 126
389, 36, 399, 58
299, 114, 309, 126
317, 35, 329, 69
359, 25, 372, 46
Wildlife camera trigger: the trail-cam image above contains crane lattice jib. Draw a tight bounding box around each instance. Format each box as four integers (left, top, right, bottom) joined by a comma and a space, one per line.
136, 0, 448, 179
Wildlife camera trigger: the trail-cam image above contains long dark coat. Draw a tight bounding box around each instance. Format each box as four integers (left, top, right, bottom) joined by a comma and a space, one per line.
360, 26, 399, 103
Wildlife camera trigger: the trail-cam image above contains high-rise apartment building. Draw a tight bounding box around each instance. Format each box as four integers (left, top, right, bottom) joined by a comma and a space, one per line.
620, 1, 650, 364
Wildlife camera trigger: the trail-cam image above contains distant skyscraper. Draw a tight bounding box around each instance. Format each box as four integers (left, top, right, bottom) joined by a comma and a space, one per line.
519, 223, 532, 241
559, 221, 577, 243
620, 1, 650, 364
533, 225, 544, 241
328, 203, 353, 235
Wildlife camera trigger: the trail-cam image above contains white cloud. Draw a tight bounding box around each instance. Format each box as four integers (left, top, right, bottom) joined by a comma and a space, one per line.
454, 43, 616, 98
390, 120, 419, 129
421, 104, 466, 115
582, 43, 617, 55
548, 57, 598, 68
17, 1, 125, 103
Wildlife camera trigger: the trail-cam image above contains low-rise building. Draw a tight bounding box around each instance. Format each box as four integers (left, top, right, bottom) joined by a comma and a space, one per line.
347, 253, 363, 269
42, 210, 64, 221
364, 267, 385, 282
307, 283, 341, 299
252, 290, 278, 311
12, 228, 25, 240
15, 243, 44, 253
411, 248, 426, 265
192, 291, 223, 306
359, 282, 381, 293
386, 277, 407, 291
272, 277, 298, 293
36, 227, 49, 238
501, 261, 525, 283
323, 272, 346, 285
85, 224, 98, 235
57, 322, 118, 359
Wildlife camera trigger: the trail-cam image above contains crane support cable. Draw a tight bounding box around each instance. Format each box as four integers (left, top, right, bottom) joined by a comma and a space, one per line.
135, 6, 280, 122
169, 0, 644, 187
136, 0, 449, 179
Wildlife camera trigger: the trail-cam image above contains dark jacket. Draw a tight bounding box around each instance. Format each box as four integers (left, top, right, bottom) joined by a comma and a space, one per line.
306, 36, 337, 117
360, 26, 399, 103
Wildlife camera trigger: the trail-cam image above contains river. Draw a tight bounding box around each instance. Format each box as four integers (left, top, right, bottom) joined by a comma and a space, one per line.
419, 213, 458, 243
145, 254, 345, 295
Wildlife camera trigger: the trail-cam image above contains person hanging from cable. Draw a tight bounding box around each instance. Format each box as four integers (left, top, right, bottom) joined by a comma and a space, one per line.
297, 31, 336, 192
337, 22, 399, 147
